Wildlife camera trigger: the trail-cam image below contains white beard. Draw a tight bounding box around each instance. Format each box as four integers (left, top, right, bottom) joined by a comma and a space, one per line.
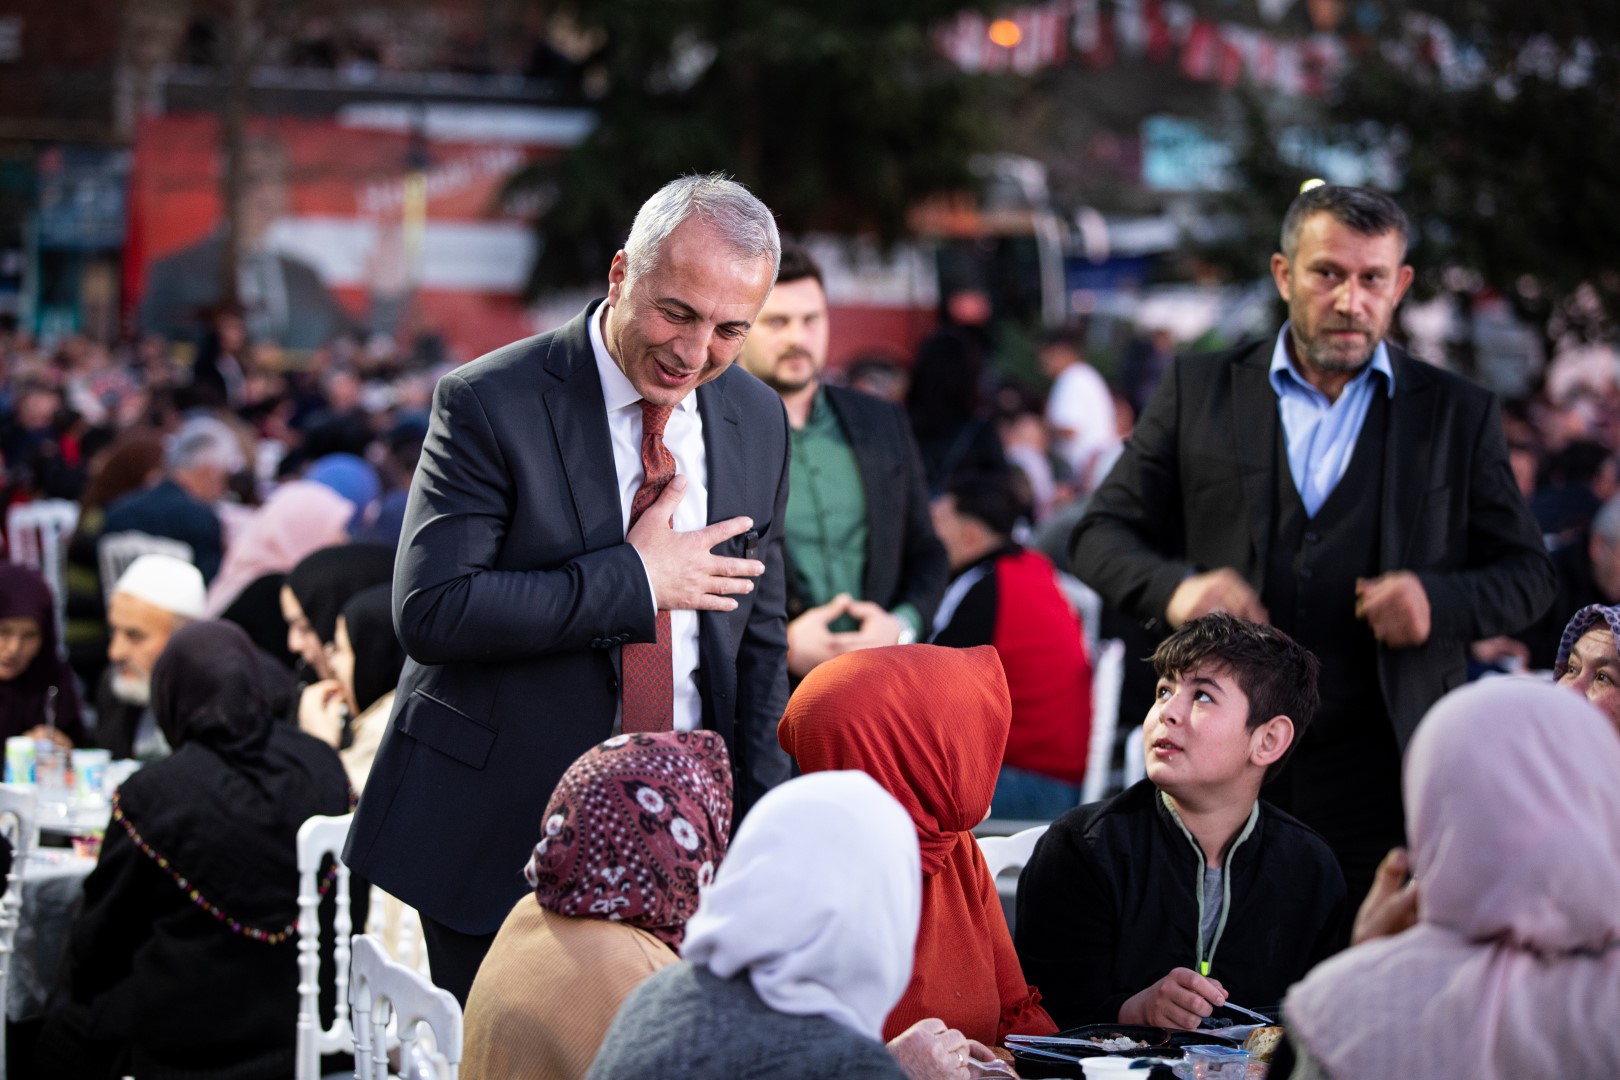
111, 671, 151, 706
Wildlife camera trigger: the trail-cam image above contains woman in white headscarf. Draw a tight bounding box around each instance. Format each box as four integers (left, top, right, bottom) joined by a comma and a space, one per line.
586, 772, 999, 1080
1282, 679, 1620, 1080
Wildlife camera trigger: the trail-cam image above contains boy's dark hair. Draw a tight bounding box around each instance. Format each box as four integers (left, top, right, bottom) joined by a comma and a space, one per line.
1150, 612, 1321, 779
775, 245, 824, 290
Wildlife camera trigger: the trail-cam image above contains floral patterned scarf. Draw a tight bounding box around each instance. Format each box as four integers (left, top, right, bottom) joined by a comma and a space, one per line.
523, 730, 733, 947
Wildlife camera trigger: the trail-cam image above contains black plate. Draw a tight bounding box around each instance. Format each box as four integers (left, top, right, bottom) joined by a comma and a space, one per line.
1052, 1023, 1173, 1051
1008, 1024, 1174, 1063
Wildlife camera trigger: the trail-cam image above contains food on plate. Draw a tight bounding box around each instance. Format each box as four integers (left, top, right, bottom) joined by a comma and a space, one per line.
1242, 1026, 1284, 1062
1088, 1035, 1149, 1051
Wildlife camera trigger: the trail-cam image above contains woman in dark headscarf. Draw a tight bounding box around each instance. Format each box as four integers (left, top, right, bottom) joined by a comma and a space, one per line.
0, 563, 86, 744
463, 731, 734, 1080
300, 583, 406, 792
37, 620, 352, 1079
280, 543, 394, 680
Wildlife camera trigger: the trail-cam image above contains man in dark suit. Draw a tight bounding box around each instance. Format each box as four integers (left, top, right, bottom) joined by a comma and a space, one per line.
345, 176, 792, 1002
736, 247, 947, 679
1071, 184, 1554, 902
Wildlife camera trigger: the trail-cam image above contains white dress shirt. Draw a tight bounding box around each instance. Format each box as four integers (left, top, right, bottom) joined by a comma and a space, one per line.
590, 302, 707, 732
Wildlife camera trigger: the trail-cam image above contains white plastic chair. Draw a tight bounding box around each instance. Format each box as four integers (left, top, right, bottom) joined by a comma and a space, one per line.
297, 813, 430, 1080
297, 814, 358, 1080
977, 823, 1049, 900
6, 500, 79, 653
1081, 638, 1126, 804
97, 530, 195, 606
350, 933, 463, 1080
0, 784, 39, 1080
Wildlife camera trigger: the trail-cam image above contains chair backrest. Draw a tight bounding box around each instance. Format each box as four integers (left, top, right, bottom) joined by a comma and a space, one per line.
0, 784, 39, 1080
6, 500, 80, 654
295, 813, 359, 1080
976, 823, 1049, 899
1081, 638, 1126, 804
350, 933, 463, 1080
97, 530, 196, 607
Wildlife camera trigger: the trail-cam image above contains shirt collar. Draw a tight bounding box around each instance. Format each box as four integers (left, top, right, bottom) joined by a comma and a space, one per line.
1268, 321, 1396, 400
590, 301, 699, 416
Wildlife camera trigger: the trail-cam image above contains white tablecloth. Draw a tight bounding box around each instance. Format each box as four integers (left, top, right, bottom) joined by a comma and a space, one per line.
7, 850, 96, 1022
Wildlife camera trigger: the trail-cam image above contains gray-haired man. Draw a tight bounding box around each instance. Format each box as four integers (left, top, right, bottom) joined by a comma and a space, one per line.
102, 417, 244, 583
346, 175, 792, 1001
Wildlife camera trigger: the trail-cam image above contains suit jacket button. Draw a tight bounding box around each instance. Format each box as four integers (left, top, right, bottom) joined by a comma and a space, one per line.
590, 637, 604, 648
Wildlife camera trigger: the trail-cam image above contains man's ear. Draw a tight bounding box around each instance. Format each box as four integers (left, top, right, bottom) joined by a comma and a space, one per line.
1270, 253, 1293, 303
1250, 714, 1294, 770
606, 250, 629, 306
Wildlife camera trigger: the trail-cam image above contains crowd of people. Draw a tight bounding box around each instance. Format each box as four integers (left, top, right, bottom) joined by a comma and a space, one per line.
0, 174, 1617, 1080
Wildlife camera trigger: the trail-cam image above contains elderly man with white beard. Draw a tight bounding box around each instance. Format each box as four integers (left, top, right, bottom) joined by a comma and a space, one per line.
94, 555, 206, 760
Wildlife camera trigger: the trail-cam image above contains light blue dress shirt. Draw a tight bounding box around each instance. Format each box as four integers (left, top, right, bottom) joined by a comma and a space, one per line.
1269, 323, 1396, 518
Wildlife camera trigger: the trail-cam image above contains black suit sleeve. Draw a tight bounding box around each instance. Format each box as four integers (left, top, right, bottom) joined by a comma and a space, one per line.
1070, 358, 1194, 627
393, 372, 656, 666
1015, 817, 1132, 1028
735, 411, 794, 808
1414, 397, 1556, 640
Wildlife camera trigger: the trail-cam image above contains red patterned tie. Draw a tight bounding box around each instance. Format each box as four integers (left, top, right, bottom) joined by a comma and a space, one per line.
621, 401, 677, 732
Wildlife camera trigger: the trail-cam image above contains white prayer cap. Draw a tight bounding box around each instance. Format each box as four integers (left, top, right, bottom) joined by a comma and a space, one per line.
113, 555, 207, 619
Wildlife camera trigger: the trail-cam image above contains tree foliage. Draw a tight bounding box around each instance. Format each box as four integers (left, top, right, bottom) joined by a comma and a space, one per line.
513, 0, 996, 293
1328, 2, 1620, 341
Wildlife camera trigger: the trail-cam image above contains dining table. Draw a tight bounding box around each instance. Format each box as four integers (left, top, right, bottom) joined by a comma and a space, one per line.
7, 847, 98, 1023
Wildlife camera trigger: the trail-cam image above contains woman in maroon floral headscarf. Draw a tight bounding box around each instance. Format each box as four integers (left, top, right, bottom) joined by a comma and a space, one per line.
462, 731, 733, 1080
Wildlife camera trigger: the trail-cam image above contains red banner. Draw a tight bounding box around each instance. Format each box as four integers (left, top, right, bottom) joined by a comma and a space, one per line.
124, 113, 563, 362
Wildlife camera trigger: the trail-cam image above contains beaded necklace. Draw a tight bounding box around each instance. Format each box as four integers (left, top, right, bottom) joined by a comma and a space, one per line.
110, 790, 339, 945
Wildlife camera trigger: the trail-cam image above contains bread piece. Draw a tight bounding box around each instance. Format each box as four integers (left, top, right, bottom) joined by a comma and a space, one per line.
1243, 1026, 1284, 1062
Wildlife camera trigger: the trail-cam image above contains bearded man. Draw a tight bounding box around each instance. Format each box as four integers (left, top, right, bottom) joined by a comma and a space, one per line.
736, 245, 946, 679
1071, 183, 1554, 902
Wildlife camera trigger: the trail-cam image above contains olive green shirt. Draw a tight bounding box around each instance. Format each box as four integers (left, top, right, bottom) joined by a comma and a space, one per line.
786, 390, 921, 636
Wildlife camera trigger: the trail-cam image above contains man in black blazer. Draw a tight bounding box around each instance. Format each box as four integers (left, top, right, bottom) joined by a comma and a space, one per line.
1072, 185, 1554, 902
737, 247, 946, 679
345, 176, 792, 1001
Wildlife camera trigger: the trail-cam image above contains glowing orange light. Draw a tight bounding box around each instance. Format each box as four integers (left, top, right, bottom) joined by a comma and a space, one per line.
988, 19, 1023, 48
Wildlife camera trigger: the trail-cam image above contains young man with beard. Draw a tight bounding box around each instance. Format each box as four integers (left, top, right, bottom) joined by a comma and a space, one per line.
737, 246, 946, 678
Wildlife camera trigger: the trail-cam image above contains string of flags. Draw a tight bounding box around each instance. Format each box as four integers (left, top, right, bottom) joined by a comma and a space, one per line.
935, 0, 1351, 96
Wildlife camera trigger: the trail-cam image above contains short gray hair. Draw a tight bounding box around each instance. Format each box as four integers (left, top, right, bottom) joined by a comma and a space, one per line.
167, 416, 246, 475
622, 174, 781, 285
1280, 184, 1412, 261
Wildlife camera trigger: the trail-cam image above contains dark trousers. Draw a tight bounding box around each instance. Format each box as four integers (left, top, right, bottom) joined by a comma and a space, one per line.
419, 916, 498, 1007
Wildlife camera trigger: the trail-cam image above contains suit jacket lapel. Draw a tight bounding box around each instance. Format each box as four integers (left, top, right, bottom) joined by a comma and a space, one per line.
695, 373, 746, 690
1231, 348, 1280, 573
1381, 349, 1437, 569
541, 302, 623, 553
697, 374, 745, 524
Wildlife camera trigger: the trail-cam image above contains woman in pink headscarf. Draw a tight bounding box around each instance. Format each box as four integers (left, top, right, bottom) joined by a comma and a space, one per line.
204, 480, 353, 617
1282, 678, 1620, 1080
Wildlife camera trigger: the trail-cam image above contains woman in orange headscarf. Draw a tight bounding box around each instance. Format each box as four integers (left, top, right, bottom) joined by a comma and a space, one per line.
779, 644, 1057, 1047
